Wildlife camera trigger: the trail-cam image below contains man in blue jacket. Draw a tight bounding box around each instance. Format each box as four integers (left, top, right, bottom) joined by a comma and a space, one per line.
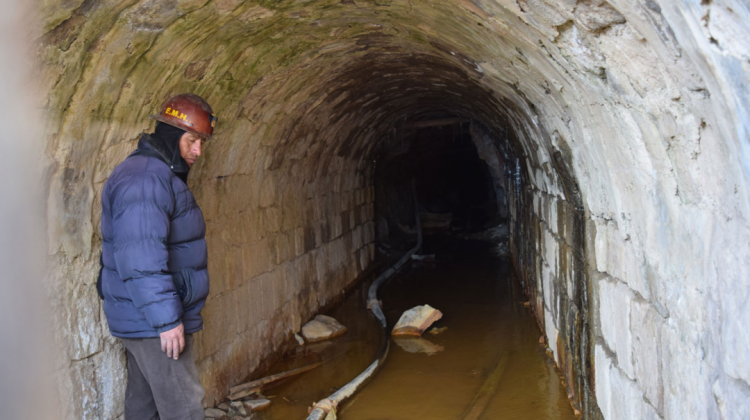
100, 94, 217, 420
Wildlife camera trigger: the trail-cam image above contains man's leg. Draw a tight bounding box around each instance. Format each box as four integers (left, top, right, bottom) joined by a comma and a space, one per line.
123, 342, 159, 420
121, 335, 205, 420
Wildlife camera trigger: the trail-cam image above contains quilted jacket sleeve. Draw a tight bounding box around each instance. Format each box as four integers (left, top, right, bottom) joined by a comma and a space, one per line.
111, 171, 183, 333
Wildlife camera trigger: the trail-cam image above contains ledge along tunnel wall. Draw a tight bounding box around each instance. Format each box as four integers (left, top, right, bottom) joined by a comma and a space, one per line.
35, 0, 750, 419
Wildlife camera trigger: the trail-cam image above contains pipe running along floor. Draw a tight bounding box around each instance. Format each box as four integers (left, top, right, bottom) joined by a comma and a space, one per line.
249, 238, 578, 419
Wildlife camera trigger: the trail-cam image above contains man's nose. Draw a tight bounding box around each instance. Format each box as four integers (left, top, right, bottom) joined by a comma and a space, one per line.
193, 142, 202, 156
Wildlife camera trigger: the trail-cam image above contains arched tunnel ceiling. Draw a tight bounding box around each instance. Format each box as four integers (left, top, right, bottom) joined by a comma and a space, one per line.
35, 0, 750, 418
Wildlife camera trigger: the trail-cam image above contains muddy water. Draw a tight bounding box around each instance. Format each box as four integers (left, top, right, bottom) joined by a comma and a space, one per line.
255, 240, 577, 420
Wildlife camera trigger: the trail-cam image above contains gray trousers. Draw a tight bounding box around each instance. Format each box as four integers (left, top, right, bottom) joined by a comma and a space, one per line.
121, 335, 205, 420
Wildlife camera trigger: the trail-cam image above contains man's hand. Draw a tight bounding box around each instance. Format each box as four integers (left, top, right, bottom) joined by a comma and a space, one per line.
160, 323, 185, 360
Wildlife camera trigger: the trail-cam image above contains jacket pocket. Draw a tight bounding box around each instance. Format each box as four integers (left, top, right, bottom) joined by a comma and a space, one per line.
172, 268, 195, 307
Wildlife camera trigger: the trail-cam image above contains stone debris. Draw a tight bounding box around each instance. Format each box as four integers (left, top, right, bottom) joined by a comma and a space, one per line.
428, 326, 448, 335
218, 403, 231, 411
243, 398, 271, 411
393, 336, 445, 355
301, 315, 348, 343
392, 305, 443, 337
294, 332, 305, 346
205, 407, 227, 418
231, 400, 248, 416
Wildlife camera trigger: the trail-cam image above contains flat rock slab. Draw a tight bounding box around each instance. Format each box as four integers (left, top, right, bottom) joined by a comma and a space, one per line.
392, 305, 443, 337
301, 315, 348, 343
244, 398, 271, 411
205, 407, 227, 418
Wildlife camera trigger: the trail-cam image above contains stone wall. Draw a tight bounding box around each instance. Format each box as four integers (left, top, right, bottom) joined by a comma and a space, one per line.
34, 0, 750, 419
191, 163, 376, 405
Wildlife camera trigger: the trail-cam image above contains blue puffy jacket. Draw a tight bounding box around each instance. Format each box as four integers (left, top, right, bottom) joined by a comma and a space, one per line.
100, 134, 209, 338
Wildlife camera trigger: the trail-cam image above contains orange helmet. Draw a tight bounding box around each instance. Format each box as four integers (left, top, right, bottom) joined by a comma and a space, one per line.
150, 94, 218, 140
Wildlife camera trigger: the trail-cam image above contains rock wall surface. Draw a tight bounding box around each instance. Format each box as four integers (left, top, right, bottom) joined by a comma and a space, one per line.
35, 0, 750, 419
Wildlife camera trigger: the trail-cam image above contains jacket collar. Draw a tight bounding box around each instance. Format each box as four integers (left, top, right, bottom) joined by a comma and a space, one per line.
136, 133, 190, 183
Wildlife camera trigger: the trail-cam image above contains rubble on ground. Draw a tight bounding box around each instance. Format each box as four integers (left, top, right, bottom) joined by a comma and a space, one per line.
428, 326, 448, 335
392, 305, 443, 337
301, 315, 348, 342
244, 398, 271, 411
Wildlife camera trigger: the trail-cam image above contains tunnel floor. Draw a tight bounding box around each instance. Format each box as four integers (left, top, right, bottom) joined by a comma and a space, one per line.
245, 238, 577, 419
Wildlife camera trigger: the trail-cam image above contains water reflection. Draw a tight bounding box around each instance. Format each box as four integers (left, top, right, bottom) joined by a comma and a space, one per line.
257, 239, 577, 420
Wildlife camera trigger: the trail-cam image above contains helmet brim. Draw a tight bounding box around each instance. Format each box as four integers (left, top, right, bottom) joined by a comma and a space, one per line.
149, 114, 215, 141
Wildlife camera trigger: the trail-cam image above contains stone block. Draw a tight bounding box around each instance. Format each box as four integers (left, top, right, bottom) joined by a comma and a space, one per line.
594, 218, 608, 273
93, 341, 127, 419
349, 208, 357, 230
598, 277, 635, 379
57, 359, 99, 420
275, 231, 292, 264
65, 281, 103, 360
261, 207, 281, 234
542, 261, 555, 315
364, 221, 375, 244
603, 223, 649, 299
259, 270, 285, 320
548, 196, 558, 235
583, 219, 597, 270
242, 238, 274, 280
282, 260, 301, 300
331, 214, 343, 239
609, 362, 660, 420
293, 226, 305, 257
225, 246, 243, 291
545, 308, 559, 364
359, 247, 369, 271
242, 210, 263, 243
595, 343, 613, 419
630, 298, 664, 413
661, 318, 711, 419
559, 200, 576, 246
259, 175, 276, 208
200, 293, 238, 357
544, 228, 558, 273
351, 225, 362, 249
562, 244, 575, 302
235, 279, 263, 334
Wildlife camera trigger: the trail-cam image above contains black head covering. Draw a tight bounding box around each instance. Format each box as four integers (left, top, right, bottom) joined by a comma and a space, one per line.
148, 122, 190, 182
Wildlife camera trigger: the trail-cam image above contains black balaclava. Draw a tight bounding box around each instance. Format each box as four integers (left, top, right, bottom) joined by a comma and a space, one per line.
149, 122, 190, 182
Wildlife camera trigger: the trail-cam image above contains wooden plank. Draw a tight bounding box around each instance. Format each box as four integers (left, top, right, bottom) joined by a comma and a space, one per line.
228, 362, 323, 400
461, 352, 511, 420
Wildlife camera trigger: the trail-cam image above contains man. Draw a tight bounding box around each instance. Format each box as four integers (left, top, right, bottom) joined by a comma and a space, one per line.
99, 94, 217, 420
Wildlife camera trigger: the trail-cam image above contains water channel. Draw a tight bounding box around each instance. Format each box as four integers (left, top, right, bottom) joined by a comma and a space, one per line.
248, 238, 578, 420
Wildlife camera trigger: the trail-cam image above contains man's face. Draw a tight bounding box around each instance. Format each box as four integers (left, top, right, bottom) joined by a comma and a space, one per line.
179, 132, 205, 167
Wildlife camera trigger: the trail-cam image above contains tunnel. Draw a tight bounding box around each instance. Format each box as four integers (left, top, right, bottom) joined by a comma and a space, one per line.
24, 0, 750, 418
